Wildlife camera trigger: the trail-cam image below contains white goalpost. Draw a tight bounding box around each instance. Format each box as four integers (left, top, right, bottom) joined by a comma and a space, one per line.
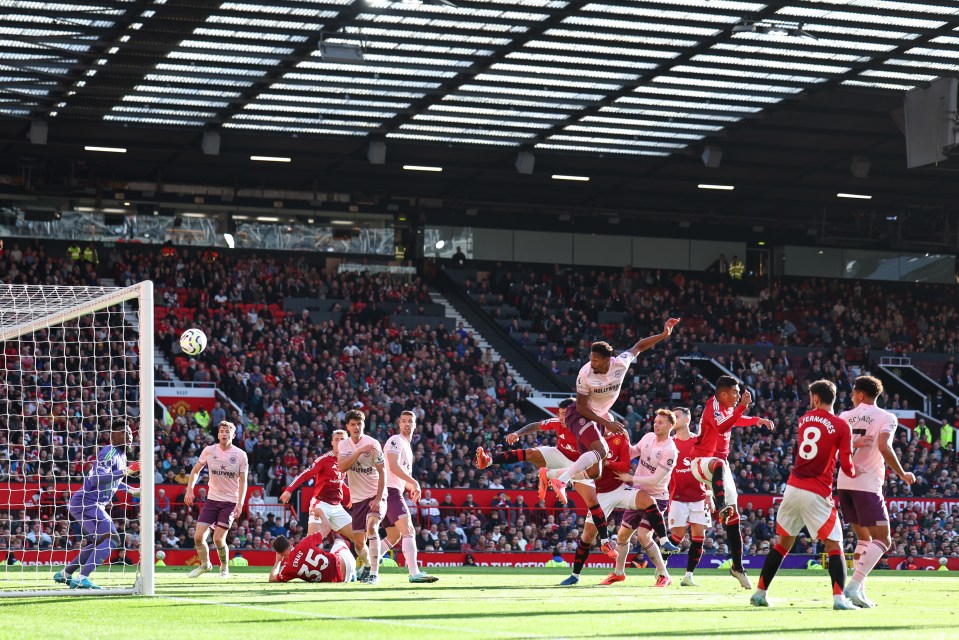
0, 282, 154, 597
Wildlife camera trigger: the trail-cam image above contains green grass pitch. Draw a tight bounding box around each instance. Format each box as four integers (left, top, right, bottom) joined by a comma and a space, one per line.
1, 568, 956, 639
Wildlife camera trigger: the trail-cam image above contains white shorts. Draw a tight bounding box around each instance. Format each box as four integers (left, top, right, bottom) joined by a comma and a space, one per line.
537, 447, 595, 487
311, 498, 352, 532
586, 484, 636, 524
690, 457, 738, 508
332, 540, 356, 582
668, 499, 712, 528
539, 446, 576, 469
776, 485, 842, 543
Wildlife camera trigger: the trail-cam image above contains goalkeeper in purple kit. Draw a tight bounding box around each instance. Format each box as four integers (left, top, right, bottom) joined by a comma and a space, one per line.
54, 420, 141, 589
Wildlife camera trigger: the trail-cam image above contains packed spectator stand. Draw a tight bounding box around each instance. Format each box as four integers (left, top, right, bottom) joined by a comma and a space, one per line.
1, 239, 957, 563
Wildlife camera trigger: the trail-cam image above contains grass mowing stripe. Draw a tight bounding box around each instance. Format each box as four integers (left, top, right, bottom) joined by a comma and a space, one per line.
158, 594, 565, 639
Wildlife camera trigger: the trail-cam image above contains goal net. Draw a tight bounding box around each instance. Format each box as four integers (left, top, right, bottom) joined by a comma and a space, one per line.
0, 283, 154, 597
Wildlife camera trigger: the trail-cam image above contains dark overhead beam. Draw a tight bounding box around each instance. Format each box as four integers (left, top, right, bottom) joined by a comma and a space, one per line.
54, 0, 224, 120
378, 0, 588, 136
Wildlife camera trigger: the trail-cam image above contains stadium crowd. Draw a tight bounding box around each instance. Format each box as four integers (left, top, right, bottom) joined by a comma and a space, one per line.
0, 240, 957, 562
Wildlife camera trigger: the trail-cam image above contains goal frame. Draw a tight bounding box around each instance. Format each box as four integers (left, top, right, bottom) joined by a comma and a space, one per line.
0, 281, 155, 597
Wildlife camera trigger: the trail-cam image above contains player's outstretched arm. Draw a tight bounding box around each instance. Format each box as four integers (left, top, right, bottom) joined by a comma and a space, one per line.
626, 317, 681, 357
281, 456, 324, 502
506, 420, 544, 445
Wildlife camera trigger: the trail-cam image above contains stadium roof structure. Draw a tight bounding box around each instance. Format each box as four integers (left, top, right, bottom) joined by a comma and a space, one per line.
2, 0, 959, 238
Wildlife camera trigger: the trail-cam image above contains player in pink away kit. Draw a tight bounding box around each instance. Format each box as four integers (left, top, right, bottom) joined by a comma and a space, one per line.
279, 429, 369, 569
380, 411, 439, 583
269, 534, 355, 584
666, 407, 711, 586
750, 380, 860, 610
475, 398, 603, 514
837, 375, 916, 608
689, 376, 774, 588
552, 318, 680, 554
601, 409, 679, 587
337, 409, 386, 584
185, 420, 249, 578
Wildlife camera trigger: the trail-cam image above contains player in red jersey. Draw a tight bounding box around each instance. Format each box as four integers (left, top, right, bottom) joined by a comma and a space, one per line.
475, 398, 600, 495
556, 420, 673, 587
269, 534, 355, 584
689, 376, 774, 588
665, 407, 711, 586
279, 430, 351, 535
750, 380, 860, 610
475, 399, 610, 550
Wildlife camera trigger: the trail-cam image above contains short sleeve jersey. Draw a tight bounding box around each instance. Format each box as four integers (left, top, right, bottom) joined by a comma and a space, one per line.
575, 352, 635, 418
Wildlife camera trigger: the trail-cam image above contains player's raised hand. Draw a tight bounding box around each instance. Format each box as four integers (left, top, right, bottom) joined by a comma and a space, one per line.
757, 418, 775, 430
505, 432, 519, 445
123, 462, 140, 476
739, 390, 753, 407
663, 318, 681, 335
279, 490, 292, 504
902, 472, 917, 485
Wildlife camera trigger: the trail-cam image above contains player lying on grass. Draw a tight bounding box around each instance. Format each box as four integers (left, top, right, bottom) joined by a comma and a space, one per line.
269, 534, 356, 584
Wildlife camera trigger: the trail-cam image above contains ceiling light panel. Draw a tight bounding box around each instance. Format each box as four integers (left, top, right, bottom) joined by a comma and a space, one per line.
536, 143, 670, 156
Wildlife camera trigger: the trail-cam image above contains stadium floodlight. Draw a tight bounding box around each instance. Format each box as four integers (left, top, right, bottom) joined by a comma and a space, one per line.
84, 146, 127, 153
837, 192, 872, 200
698, 183, 735, 190
0, 283, 154, 597
552, 174, 590, 181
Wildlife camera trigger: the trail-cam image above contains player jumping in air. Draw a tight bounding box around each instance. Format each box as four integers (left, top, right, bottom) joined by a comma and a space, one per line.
666, 407, 711, 586
689, 376, 774, 588
380, 411, 439, 583
185, 420, 249, 579
751, 380, 860, 610
838, 375, 916, 608
269, 534, 356, 584
55, 420, 140, 589
279, 429, 368, 569
600, 409, 679, 587
551, 319, 680, 555
337, 409, 387, 585
475, 398, 603, 525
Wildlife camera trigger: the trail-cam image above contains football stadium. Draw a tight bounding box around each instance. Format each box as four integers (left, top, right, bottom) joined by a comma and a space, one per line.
1, 1, 959, 638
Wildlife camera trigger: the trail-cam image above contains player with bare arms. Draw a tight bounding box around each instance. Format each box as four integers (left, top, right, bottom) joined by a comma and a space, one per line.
380, 411, 439, 583
185, 421, 249, 579
337, 409, 386, 585
278, 429, 368, 569
838, 375, 916, 608
549, 319, 680, 556
599, 409, 679, 587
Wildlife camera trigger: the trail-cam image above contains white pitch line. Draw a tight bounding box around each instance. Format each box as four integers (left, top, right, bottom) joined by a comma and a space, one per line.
159, 595, 563, 639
